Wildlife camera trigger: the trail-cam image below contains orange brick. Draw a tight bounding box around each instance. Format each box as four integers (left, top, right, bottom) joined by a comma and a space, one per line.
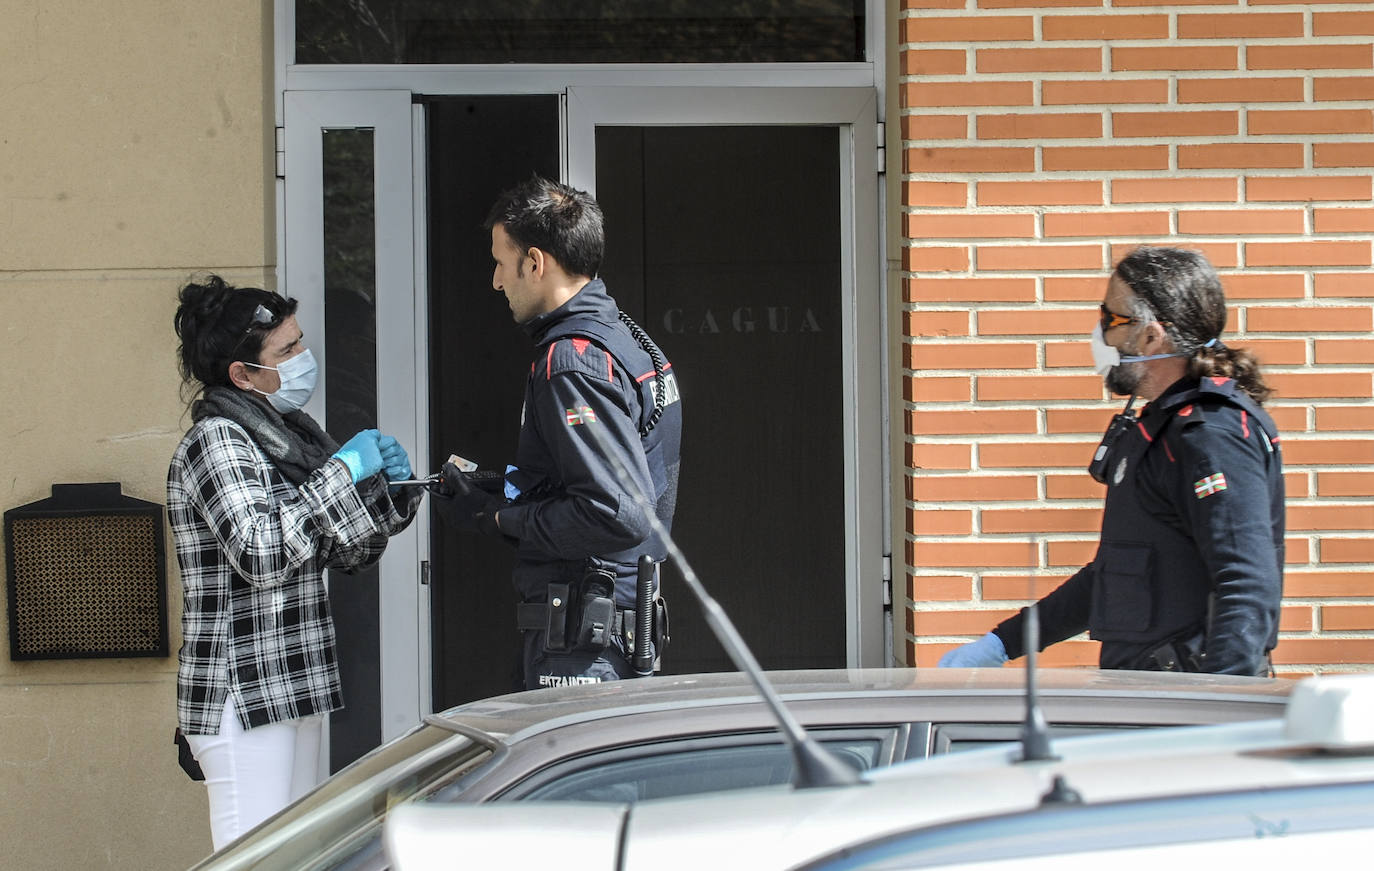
906, 213, 1037, 239
979, 181, 1104, 207
1288, 504, 1374, 531
1317, 471, 1374, 497
902, 49, 967, 76
905, 246, 970, 273
901, 0, 963, 9
1287, 537, 1311, 564
908, 442, 973, 471
1043, 14, 1168, 41
1154, 241, 1240, 268
908, 539, 1041, 568
910, 508, 974, 535
906, 310, 970, 338
1285, 571, 1374, 598
907, 277, 1038, 304
1282, 439, 1374, 465
1314, 76, 1374, 101
1247, 241, 1372, 267
1044, 278, 1107, 303
1113, 110, 1238, 138
976, 245, 1105, 273
909, 575, 974, 603
1178, 77, 1305, 104
1223, 275, 1306, 300
907, 376, 971, 402
1252, 109, 1374, 136
1178, 209, 1305, 235
977, 112, 1102, 140
1285, 471, 1310, 498
1321, 537, 1374, 563
1315, 406, 1374, 430
1315, 207, 1374, 233
905, 181, 969, 208
1316, 274, 1374, 298
1315, 143, 1374, 168
1043, 80, 1169, 106
1322, 606, 1374, 632
979, 308, 1096, 336
976, 47, 1103, 74
911, 475, 1039, 502
903, 81, 1034, 109
1281, 605, 1314, 633
1046, 407, 1115, 434
977, 375, 1106, 402
1314, 11, 1374, 36
1247, 176, 1374, 203
1317, 339, 1374, 364
911, 609, 1019, 636
982, 574, 1073, 601
1273, 639, 1374, 666
1248, 305, 1373, 333
980, 0, 1101, 7
1046, 474, 1106, 499
1044, 211, 1171, 238
906, 146, 1036, 173
1178, 12, 1305, 38
1045, 338, 1094, 367
1112, 177, 1239, 204
909, 408, 1038, 436
980, 441, 1098, 468
902, 114, 971, 141
1043, 145, 1169, 171
908, 341, 1037, 369
1031, 641, 1100, 668
1235, 338, 1306, 364
1268, 407, 1309, 432
1047, 539, 1098, 568
1248, 44, 1374, 71
1112, 46, 1237, 72
1268, 372, 1372, 399
901, 16, 1034, 43
1179, 143, 1304, 170
983, 507, 1102, 534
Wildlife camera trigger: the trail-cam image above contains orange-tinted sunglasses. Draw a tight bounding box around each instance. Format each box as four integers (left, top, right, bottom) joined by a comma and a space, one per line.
1099, 303, 1138, 332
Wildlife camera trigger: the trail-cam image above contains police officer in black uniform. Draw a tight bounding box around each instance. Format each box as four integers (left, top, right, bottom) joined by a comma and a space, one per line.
940, 247, 1284, 675
434, 176, 683, 690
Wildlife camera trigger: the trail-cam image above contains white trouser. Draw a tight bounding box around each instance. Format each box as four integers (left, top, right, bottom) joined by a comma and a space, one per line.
185, 696, 324, 851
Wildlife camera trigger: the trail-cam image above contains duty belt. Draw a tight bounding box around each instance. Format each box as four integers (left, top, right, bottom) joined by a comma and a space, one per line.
516, 601, 634, 636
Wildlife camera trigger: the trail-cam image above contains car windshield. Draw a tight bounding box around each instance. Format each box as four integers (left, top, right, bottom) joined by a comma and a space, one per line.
189, 724, 490, 871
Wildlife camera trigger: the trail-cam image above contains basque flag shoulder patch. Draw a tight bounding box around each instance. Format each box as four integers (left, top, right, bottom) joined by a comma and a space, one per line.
1193, 472, 1227, 499
565, 406, 598, 426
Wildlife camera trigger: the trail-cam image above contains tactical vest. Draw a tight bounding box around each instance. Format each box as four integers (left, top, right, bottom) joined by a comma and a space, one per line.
1088, 377, 1280, 666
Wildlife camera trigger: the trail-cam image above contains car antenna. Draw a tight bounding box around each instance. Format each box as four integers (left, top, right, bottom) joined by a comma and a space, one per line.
574, 416, 860, 789
1018, 542, 1081, 804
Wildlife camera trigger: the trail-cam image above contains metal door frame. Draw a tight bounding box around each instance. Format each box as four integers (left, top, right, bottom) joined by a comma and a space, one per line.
566, 86, 885, 667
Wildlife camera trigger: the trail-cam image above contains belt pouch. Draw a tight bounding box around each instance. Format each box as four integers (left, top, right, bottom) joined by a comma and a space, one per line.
545, 583, 572, 652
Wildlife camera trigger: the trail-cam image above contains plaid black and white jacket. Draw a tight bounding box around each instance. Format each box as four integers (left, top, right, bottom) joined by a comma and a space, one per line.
167, 416, 419, 734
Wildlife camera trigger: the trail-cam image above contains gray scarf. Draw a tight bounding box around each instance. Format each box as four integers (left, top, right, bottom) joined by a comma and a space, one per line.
192, 387, 339, 487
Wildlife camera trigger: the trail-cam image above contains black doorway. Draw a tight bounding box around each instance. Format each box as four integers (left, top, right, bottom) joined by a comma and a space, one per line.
427, 106, 847, 712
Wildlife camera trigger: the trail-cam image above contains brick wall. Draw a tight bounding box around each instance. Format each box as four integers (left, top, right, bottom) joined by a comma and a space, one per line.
898, 1, 1374, 676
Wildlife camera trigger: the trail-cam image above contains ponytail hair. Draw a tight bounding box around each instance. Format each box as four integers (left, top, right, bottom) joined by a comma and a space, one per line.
1114, 246, 1273, 405
172, 274, 297, 404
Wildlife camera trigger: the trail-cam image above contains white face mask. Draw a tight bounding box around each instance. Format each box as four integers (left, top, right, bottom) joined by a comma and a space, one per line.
1089, 323, 1188, 376
243, 348, 318, 413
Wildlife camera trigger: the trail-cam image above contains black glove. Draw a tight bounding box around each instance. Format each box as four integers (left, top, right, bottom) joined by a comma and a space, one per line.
432, 461, 507, 539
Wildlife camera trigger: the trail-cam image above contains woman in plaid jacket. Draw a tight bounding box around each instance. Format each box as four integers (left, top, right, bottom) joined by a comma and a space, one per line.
168, 275, 422, 851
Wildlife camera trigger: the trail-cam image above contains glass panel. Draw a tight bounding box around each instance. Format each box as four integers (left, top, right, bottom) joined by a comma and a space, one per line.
296, 0, 865, 64
321, 127, 382, 770
597, 126, 846, 673
518, 737, 883, 802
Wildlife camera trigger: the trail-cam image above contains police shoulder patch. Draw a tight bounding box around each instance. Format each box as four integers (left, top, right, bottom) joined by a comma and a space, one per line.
544, 337, 614, 382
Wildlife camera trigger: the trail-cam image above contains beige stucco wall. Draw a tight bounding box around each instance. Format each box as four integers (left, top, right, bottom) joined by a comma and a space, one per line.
1, 2, 275, 868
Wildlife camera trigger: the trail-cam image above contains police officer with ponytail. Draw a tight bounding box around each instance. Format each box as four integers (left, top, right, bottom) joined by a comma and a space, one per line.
942, 247, 1284, 675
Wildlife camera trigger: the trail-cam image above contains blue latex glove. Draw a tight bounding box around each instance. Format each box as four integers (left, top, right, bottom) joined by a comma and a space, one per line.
377, 433, 412, 482
333, 429, 384, 484
938, 632, 1008, 668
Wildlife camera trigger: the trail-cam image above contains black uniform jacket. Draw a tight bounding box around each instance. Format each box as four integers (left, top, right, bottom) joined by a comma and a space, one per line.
496, 279, 683, 608
994, 376, 1284, 675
